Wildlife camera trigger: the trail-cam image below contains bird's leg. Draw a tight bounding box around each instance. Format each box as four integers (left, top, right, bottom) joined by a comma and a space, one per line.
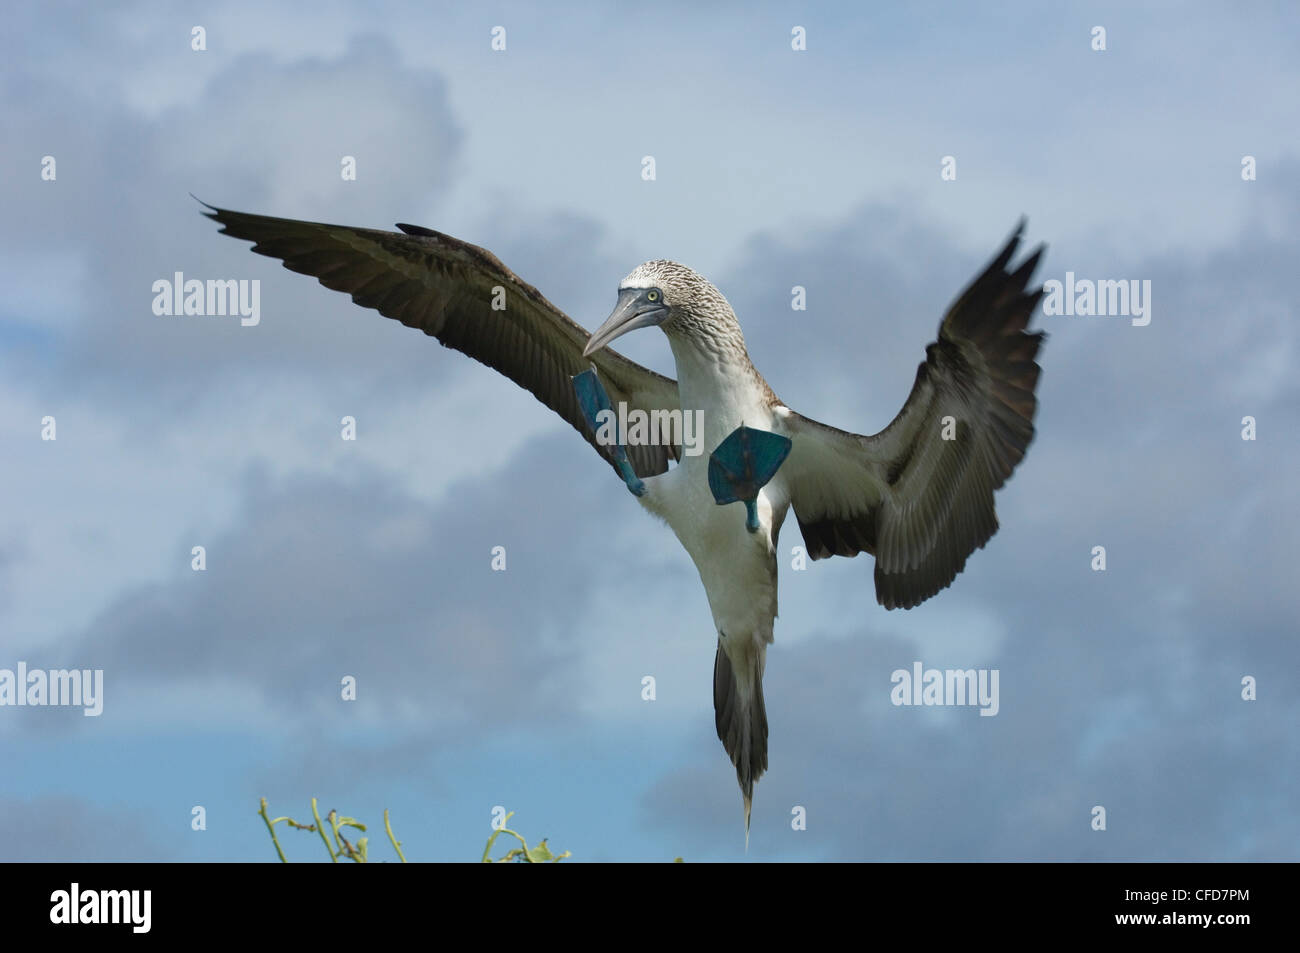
572, 368, 645, 497
707, 425, 792, 532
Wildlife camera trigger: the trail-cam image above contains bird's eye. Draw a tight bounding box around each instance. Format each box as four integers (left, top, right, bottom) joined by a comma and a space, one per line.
647, 290, 660, 302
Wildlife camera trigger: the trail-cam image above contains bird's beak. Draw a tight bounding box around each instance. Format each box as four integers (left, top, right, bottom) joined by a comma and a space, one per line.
583, 289, 668, 357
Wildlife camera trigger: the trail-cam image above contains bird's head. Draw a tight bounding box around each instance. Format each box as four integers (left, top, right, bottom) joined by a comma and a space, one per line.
583, 260, 742, 358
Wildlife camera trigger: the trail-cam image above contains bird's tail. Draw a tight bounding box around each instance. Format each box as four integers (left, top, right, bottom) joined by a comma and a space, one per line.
713, 639, 769, 848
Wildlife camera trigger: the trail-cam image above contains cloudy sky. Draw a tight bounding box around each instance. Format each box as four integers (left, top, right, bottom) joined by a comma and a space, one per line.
2, 0, 1297, 862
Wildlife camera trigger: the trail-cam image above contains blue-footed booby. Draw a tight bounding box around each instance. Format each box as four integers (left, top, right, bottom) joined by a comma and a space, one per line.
203, 202, 1046, 840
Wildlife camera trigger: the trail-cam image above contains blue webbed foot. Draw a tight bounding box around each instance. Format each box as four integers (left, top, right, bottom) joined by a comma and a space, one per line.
572, 368, 645, 497
707, 425, 792, 532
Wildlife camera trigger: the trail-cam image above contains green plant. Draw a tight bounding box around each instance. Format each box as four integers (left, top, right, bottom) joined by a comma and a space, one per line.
257, 798, 574, 863
480, 811, 570, 863
258, 797, 405, 863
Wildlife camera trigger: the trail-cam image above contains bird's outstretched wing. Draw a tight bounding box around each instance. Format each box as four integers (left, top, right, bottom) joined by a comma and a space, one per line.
779, 222, 1046, 609
201, 203, 682, 477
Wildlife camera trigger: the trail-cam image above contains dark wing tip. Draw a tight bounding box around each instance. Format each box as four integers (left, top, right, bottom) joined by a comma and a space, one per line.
192, 194, 222, 220
395, 222, 439, 237
1009, 245, 1045, 288
990, 218, 1027, 272
196, 199, 246, 234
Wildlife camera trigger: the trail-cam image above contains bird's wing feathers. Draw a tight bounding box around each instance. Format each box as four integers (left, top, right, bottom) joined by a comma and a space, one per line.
202, 204, 681, 477
780, 223, 1046, 609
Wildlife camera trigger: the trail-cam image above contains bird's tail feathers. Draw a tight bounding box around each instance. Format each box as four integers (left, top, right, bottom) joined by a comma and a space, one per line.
713, 638, 769, 847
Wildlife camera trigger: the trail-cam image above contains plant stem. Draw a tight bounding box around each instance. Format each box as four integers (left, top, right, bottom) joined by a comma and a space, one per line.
258, 797, 288, 863
311, 798, 337, 863
385, 809, 407, 863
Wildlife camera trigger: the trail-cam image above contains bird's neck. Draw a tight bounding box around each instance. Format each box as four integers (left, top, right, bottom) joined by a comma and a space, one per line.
668, 331, 776, 450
